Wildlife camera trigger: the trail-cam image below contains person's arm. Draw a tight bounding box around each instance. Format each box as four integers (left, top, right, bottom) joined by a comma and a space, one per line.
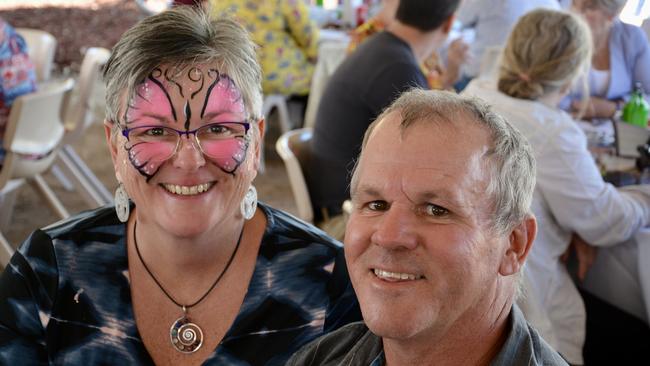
537, 120, 650, 246
631, 28, 650, 99
0, 230, 57, 364
282, 0, 319, 61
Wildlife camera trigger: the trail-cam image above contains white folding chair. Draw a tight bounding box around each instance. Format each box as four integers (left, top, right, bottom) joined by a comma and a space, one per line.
0, 78, 74, 266
275, 128, 313, 223
16, 28, 57, 82
258, 94, 294, 173
303, 41, 349, 129
51, 47, 113, 207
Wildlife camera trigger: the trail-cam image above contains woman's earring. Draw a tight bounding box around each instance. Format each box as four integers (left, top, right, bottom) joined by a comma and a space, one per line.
240, 185, 258, 220
115, 183, 130, 223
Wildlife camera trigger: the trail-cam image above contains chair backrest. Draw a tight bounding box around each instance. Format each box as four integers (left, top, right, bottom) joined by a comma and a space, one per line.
16, 28, 57, 82
63, 47, 111, 143
0, 78, 74, 189
303, 41, 349, 129
275, 128, 314, 223
135, 0, 172, 16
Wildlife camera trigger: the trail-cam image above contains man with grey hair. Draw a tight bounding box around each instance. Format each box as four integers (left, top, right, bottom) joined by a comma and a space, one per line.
288, 89, 567, 365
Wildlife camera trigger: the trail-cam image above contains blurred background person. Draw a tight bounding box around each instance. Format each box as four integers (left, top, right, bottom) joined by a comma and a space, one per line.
307, 0, 461, 233
210, 0, 319, 98
0, 7, 359, 365
566, 0, 650, 119
455, 0, 560, 90
464, 8, 650, 364
0, 16, 37, 166
348, 0, 469, 90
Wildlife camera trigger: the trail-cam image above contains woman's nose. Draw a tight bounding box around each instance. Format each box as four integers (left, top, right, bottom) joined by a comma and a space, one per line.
172, 135, 206, 170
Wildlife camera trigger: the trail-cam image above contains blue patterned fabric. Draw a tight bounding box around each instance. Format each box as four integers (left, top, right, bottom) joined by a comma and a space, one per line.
0, 202, 360, 365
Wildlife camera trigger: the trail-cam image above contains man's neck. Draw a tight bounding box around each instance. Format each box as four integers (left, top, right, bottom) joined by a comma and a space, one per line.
382, 300, 513, 366
386, 21, 444, 64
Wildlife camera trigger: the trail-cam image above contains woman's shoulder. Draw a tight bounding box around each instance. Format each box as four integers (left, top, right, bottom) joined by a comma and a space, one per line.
258, 202, 343, 251
13, 206, 125, 269
42, 205, 124, 241
613, 19, 649, 44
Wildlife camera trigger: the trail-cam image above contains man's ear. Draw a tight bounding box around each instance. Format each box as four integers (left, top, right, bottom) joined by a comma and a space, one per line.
499, 214, 537, 276
104, 120, 121, 181
440, 14, 456, 35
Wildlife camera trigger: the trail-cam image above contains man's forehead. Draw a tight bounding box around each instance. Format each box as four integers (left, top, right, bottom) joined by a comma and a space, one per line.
354, 113, 491, 194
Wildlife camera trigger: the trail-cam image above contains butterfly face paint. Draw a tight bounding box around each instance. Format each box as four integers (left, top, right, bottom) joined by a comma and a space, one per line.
122, 66, 249, 180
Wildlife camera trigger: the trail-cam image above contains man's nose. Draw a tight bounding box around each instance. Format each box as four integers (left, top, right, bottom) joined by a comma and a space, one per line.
172, 134, 205, 169
371, 203, 419, 251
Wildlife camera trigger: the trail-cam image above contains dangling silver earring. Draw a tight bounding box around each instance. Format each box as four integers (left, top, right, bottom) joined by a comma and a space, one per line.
240, 185, 257, 220
115, 183, 130, 223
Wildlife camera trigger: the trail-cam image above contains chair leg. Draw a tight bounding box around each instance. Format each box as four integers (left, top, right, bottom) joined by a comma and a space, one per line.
29, 174, 70, 220
0, 179, 25, 233
58, 146, 113, 206
50, 163, 76, 192
0, 230, 14, 268
275, 98, 292, 134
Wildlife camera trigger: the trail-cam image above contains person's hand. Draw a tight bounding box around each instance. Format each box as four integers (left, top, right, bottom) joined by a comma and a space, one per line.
560, 234, 598, 282
441, 39, 470, 89
571, 97, 617, 119
447, 38, 470, 70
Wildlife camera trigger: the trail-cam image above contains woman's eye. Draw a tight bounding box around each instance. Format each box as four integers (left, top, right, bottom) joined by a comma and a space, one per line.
367, 201, 388, 211
145, 127, 166, 136
425, 204, 449, 217
208, 125, 228, 134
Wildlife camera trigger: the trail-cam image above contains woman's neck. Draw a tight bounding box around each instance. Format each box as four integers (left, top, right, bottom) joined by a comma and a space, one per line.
129, 211, 245, 274
538, 89, 567, 109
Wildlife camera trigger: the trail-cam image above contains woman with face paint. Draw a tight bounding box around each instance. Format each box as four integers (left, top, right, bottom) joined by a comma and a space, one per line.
0, 6, 360, 365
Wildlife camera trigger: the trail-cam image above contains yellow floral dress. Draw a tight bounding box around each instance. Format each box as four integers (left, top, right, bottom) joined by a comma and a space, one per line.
347, 18, 445, 90
210, 0, 319, 96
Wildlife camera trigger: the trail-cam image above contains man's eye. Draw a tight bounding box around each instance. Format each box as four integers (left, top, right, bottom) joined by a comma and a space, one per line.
425, 204, 449, 217
367, 201, 388, 211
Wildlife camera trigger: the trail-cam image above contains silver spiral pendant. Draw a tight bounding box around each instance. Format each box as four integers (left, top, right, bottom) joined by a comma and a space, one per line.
170, 316, 203, 353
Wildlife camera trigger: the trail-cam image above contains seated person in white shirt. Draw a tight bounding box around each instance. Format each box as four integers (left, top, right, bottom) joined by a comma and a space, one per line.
566, 0, 650, 119
463, 8, 650, 365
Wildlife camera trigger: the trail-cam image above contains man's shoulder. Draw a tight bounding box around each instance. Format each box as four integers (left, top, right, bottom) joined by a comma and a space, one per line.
287, 322, 382, 366
492, 305, 569, 366
335, 31, 419, 78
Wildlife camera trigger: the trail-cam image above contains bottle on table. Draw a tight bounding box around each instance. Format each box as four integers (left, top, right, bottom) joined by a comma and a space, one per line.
621, 82, 649, 128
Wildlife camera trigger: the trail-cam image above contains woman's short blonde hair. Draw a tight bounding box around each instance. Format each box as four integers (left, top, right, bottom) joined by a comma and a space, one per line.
498, 9, 592, 101
103, 5, 262, 127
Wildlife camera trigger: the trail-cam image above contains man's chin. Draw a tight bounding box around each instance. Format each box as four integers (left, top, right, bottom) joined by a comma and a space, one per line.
362, 307, 428, 341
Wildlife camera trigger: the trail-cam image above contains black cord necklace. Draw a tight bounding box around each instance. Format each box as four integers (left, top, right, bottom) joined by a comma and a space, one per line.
133, 221, 243, 354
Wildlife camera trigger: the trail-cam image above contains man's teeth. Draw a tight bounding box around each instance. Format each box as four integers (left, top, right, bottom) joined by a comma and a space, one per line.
163, 183, 212, 195
373, 269, 422, 281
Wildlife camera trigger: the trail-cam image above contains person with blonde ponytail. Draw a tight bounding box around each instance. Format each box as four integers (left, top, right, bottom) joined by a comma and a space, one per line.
464, 8, 650, 365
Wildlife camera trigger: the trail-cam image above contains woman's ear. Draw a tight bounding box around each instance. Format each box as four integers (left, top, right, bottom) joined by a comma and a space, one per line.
499, 214, 537, 276
253, 118, 266, 170
104, 120, 121, 180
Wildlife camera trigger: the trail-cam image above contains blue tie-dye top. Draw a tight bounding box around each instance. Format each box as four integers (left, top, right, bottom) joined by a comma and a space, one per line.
0, 202, 360, 365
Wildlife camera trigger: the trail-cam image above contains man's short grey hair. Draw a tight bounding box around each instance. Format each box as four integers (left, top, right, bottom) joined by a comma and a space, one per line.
102, 5, 262, 126
352, 88, 536, 236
